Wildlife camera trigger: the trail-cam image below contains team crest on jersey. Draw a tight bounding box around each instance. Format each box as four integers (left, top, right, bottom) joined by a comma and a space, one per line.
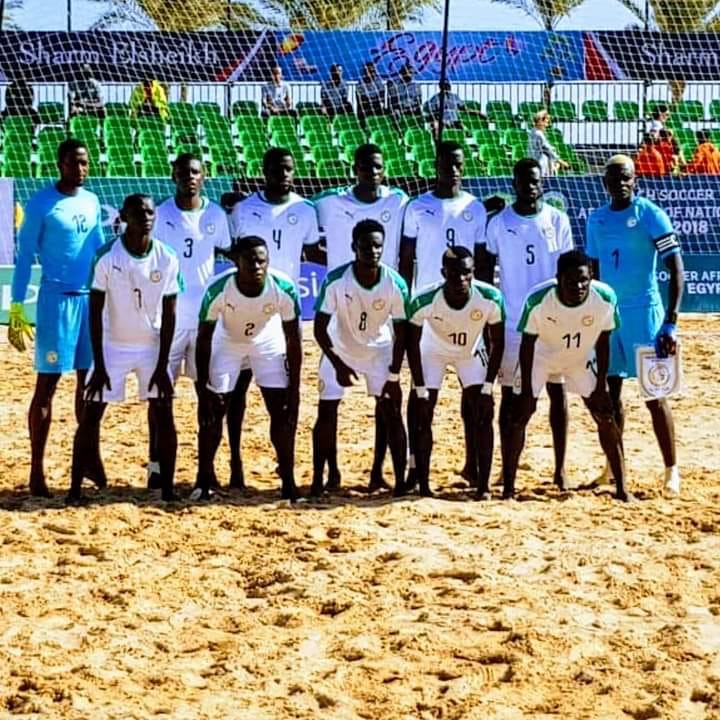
263, 303, 276, 315
462, 211, 473, 222
380, 210, 392, 223
470, 309, 484, 321
582, 315, 594, 326
372, 299, 385, 311
150, 270, 162, 283
627, 218, 638, 228
288, 213, 298, 225
46, 351, 58, 364
205, 223, 216, 235
648, 364, 670, 387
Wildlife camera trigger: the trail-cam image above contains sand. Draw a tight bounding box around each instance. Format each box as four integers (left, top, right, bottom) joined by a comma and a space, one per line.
1, 317, 719, 719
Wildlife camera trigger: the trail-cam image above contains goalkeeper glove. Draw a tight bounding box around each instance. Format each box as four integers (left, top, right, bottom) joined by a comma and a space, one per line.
8, 302, 34, 352
654, 322, 677, 359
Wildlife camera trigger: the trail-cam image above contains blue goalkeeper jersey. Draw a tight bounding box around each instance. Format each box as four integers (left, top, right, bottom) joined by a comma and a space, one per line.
586, 195, 680, 308
11, 184, 105, 301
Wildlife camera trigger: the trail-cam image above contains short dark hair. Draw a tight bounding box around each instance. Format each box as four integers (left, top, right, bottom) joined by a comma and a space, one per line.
437, 140, 464, 159
58, 138, 87, 163
352, 218, 384, 244
174, 152, 203, 170
697, 129, 711, 144
354, 143, 382, 165
121, 192, 153, 213
230, 235, 267, 255
442, 245, 473, 266
263, 146, 293, 174
513, 157, 541, 179
652, 103, 669, 119
557, 249, 591, 276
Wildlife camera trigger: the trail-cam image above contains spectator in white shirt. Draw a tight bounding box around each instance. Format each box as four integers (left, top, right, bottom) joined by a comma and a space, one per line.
424, 80, 464, 133
262, 65, 295, 117
321, 64, 353, 118
648, 104, 669, 136
357, 62, 385, 121
528, 109, 569, 177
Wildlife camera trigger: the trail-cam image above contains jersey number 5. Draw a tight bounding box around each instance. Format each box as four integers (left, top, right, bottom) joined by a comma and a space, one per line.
526, 244, 535, 265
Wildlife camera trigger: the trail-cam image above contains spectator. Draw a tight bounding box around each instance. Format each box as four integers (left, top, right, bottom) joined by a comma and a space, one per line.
684, 129, 720, 175
129, 78, 169, 122
261, 65, 294, 117
69, 64, 105, 119
528, 109, 569, 177
424, 79, 464, 133
648, 103, 669, 136
657, 128, 681, 174
320, 64, 353, 118
387, 64, 421, 120
2, 78, 40, 125
635, 133, 667, 177
356, 62, 385, 121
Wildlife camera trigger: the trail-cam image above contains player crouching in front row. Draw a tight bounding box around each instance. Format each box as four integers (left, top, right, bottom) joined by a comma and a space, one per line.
503, 250, 631, 502
406, 247, 505, 498
312, 219, 409, 497
69, 194, 182, 503
194, 236, 302, 502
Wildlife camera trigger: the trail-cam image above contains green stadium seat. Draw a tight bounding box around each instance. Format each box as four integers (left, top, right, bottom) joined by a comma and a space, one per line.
175, 143, 204, 159
105, 102, 129, 117
510, 143, 527, 162
502, 128, 529, 147
204, 126, 234, 151
106, 142, 134, 163
103, 116, 132, 141
69, 115, 99, 139
411, 141, 435, 163
614, 101, 639, 120
169, 102, 197, 126
300, 114, 330, 136
3, 159, 32, 177
245, 159, 263, 177
478, 144, 507, 163
141, 158, 171, 177
267, 115, 295, 135
332, 115, 362, 136
709, 100, 720, 121
418, 158, 436, 178
305, 128, 332, 148
2, 116, 33, 142
675, 100, 704, 122
486, 100, 513, 124
135, 116, 166, 135
487, 159, 513, 176
238, 129, 266, 150
235, 114, 265, 136
365, 115, 396, 135
463, 157, 485, 177
459, 112, 488, 131
36, 161, 58, 178
441, 128, 467, 145
385, 158, 416, 177
242, 143, 267, 164
315, 159, 349, 179
582, 100, 608, 121
462, 100, 483, 114
369, 128, 401, 149
395, 114, 424, 134
293, 159, 313, 178
296, 101, 323, 116
518, 101, 544, 123
404, 127, 431, 148
37, 127, 67, 162
472, 128, 500, 147
644, 100, 667, 118
194, 101, 222, 119
138, 129, 166, 150
106, 158, 137, 177
491, 117, 515, 130
338, 129, 366, 150
549, 100, 576, 121
546, 127, 565, 147
311, 144, 339, 164
171, 126, 199, 147
673, 128, 695, 146
38, 102, 65, 125
232, 100, 259, 117
709, 129, 720, 146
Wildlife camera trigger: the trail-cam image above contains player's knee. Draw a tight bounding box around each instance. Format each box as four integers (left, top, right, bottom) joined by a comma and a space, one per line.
378, 395, 402, 421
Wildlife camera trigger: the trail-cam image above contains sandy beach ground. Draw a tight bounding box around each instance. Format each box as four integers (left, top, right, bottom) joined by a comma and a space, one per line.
1, 317, 719, 719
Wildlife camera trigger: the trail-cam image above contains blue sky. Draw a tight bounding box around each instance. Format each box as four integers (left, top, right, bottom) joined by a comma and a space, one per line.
12, 0, 641, 31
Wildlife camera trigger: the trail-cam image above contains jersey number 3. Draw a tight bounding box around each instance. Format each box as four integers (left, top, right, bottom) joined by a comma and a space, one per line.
184, 238, 193, 258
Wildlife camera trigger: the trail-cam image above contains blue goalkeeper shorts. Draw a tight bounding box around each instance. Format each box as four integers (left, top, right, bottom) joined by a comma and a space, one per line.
609, 302, 664, 379
34, 288, 92, 374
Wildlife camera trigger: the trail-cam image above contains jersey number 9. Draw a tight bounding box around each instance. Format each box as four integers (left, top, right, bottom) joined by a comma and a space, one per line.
446, 228, 456, 248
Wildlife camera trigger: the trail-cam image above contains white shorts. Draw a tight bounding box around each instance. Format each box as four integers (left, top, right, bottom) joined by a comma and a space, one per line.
208, 335, 287, 394
88, 342, 168, 403
169, 328, 198, 381
318, 346, 392, 401
518, 352, 597, 399
421, 335, 487, 390
499, 330, 563, 387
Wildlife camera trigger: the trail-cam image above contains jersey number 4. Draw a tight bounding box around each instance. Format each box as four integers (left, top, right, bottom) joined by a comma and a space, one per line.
272, 229, 282, 250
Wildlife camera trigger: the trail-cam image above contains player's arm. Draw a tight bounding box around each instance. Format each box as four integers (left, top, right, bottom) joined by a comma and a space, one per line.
475, 245, 496, 284
314, 311, 357, 386
651, 224, 684, 356
282, 318, 302, 422
398, 237, 415, 289
515, 332, 538, 422
303, 242, 326, 265
485, 320, 505, 385
84, 289, 111, 400
195, 321, 215, 394
149, 294, 176, 400
406, 321, 425, 389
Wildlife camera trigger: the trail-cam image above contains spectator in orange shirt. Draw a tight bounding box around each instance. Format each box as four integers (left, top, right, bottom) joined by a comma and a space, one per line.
657, 129, 680, 174
635, 134, 667, 177
685, 130, 720, 175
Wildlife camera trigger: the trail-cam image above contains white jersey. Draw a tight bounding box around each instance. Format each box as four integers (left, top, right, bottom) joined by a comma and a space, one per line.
315, 185, 409, 270
91, 237, 182, 347
403, 190, 487, 291
199, 269, 300, 346
518, 280, 619, 365
153, 197, 231, 331
485, 203, 573, 330
229, 191, 318, 285
315, 262, 409, 359
410, 280, 505, 355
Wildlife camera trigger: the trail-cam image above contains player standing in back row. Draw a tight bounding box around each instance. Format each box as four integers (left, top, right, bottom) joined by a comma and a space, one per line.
9, 139, 105, 497
227, 147, 319, 488
399, 140, 488, 485
479, 158, 574, 489
314, 143, 409, 491
150, 153, 232, 487
586, 155, 684, 495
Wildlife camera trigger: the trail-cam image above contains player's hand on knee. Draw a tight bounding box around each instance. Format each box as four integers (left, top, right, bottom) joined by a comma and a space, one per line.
654, 322, 677, 359
334, 360, 358, 387
8, 302, 34, 352
381, 379, 401, 405
587, 386, 612, 417
149, 368, 174, 401
85, 366, 111, 402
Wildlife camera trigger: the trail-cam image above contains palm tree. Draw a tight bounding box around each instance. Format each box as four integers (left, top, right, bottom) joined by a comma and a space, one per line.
617, 0, 720, 102
489, 0, 588, 30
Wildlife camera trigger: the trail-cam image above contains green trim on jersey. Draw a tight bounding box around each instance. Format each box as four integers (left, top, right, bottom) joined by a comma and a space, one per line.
592, 281, 621, 330
472, 279, 506, 322
409, 283, 442, 320
389, 186, 409, 200
517, 283, 554, 333
314, 262, 351, 312
88, 239, 116, 287
385, 265, 410, 316
312, 186, 346, 203
199, 271, 233, 323
270, 270, 301, 319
